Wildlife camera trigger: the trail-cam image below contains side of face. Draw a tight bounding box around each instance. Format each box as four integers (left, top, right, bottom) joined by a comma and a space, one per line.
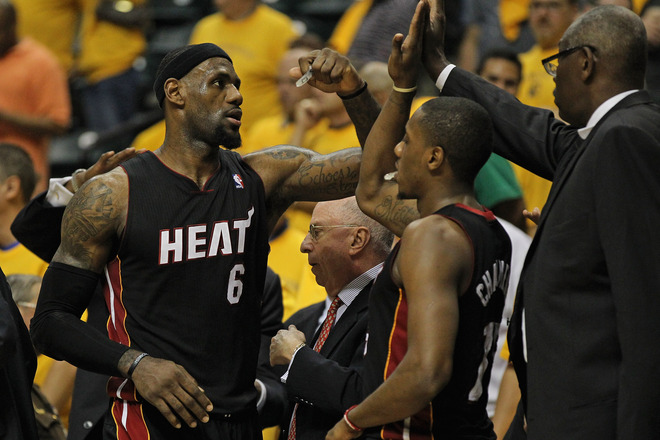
393, 114, 428, 200
300, 203, 356, 294
479, 57, 521, 96
181, 57, 244, 149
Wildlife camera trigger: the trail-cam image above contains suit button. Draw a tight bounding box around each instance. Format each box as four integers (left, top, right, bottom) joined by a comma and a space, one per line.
83, 420, 94, 429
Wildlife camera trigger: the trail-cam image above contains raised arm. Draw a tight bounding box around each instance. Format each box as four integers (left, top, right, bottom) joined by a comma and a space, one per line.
243, 146, 362, 233
355, 1, 428, 237
291, 48, 381, 147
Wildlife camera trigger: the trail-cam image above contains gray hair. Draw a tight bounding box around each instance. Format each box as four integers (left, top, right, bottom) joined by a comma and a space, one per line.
564, 5, 646, 88
333, 196, 394, 257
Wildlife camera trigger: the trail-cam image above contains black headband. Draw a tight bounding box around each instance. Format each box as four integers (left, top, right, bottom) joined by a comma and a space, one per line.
153, 43, 233, 107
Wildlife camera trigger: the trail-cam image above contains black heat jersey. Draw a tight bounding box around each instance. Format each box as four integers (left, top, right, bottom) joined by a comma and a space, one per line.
363, 204, 511, 440
101, 151, 269, 417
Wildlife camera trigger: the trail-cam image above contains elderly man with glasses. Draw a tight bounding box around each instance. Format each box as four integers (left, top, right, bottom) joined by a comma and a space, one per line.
418, 1, 660, 439
269, 196, 393, 440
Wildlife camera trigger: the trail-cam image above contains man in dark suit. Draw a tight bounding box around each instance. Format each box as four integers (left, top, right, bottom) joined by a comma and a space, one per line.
269, 196, 393, 440
418, 2, 660, 439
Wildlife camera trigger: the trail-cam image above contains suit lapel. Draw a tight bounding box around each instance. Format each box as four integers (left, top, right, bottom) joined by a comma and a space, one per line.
318, 283, 371, 356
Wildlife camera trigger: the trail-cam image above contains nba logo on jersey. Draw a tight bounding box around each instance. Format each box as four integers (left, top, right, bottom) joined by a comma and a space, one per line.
233, 174, 244, 189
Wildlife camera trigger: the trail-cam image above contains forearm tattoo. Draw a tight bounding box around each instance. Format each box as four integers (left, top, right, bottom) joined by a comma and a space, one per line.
296, 148, 361, 197
343, 93, 381, 147
374, 196, 419, 229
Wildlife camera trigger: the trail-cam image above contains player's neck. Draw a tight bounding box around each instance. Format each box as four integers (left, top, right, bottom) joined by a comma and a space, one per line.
417, 189, 479, 218
156, 143, 220, 189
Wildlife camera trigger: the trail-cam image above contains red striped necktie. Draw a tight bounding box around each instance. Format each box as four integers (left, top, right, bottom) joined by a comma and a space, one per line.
288, 296, 343, 440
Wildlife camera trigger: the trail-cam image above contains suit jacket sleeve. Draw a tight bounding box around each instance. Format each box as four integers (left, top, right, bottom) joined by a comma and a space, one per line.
256, 267, 288, 428
442, 67, 574, 181
11, 192, 64, 262
591, 122, 660, 440
285, 344, 364, 414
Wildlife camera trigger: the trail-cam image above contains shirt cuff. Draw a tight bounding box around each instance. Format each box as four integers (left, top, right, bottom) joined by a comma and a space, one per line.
279, 343, 306, 384
255, 378, 267, 412
434, 64, 457, 93
46, 177, 74, 207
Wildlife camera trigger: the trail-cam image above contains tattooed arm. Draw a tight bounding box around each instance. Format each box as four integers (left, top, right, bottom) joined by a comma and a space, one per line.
31, 169, 213, 429
244, 146, 362, 233
30, 169, 129, 372
354, 3, 428, 238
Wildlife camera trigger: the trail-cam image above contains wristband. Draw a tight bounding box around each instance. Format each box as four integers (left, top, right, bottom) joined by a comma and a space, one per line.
127, 353, 149, 378
392, 85, 417, 93
71, 168, 86, 192
343, 405, 363, 433
339, 82, 368, 100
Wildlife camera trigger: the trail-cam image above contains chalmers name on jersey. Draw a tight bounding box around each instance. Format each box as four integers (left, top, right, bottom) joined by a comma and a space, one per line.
102, 151, 269, 415
363, 204, 512, 440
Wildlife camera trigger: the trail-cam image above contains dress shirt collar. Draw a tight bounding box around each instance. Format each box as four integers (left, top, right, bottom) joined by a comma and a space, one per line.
318, 262, 384, 328
577, 90, 639, 139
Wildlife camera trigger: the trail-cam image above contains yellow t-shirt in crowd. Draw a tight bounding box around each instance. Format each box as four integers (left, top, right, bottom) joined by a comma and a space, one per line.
515, 44, 555, 226
76, 0, 147, 83
0, 242, 48, 278
328, 0, 374, 54
13, 0, 79, 71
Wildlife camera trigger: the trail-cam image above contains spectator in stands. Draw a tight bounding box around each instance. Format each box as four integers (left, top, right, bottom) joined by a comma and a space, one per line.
457, 0, 535, 72
0, 1, 71, 193
74, 0, 149, 132
514, 0, 578, 232
242, 34, 326, 154
12, 0, 79, 72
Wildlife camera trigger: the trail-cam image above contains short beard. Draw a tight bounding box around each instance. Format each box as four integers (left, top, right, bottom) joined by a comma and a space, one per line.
216, 129, 242, 150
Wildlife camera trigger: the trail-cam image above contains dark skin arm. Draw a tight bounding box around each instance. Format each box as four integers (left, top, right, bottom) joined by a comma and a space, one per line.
243, 145, 362, 233
326, 216, 471, 439
290, 19, 428, 237
290, 48, 381, 148
49, 169, 213, 430
0, 108, 69, 137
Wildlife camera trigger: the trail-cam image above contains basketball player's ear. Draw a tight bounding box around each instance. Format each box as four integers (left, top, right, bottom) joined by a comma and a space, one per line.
427, 145, 445, 171
349, 227, 370, 255
164, 78, 185, 107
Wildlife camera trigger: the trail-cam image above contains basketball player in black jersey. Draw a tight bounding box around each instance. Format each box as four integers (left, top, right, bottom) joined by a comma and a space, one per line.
293, 4, 512, 439
29, 43, 367, 439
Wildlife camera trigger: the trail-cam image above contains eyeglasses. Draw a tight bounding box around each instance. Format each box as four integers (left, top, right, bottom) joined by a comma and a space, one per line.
307, 224, 360, 241
541, 45, 596, 77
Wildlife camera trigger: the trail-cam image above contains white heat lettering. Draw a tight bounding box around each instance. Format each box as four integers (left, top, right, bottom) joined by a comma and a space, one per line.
157, 206, 256, 265
188, 225, 207, 260
208, 221, 232, 257
159, 228, 184, 264
232, 207, 254, 254
475, 260, 510, 307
